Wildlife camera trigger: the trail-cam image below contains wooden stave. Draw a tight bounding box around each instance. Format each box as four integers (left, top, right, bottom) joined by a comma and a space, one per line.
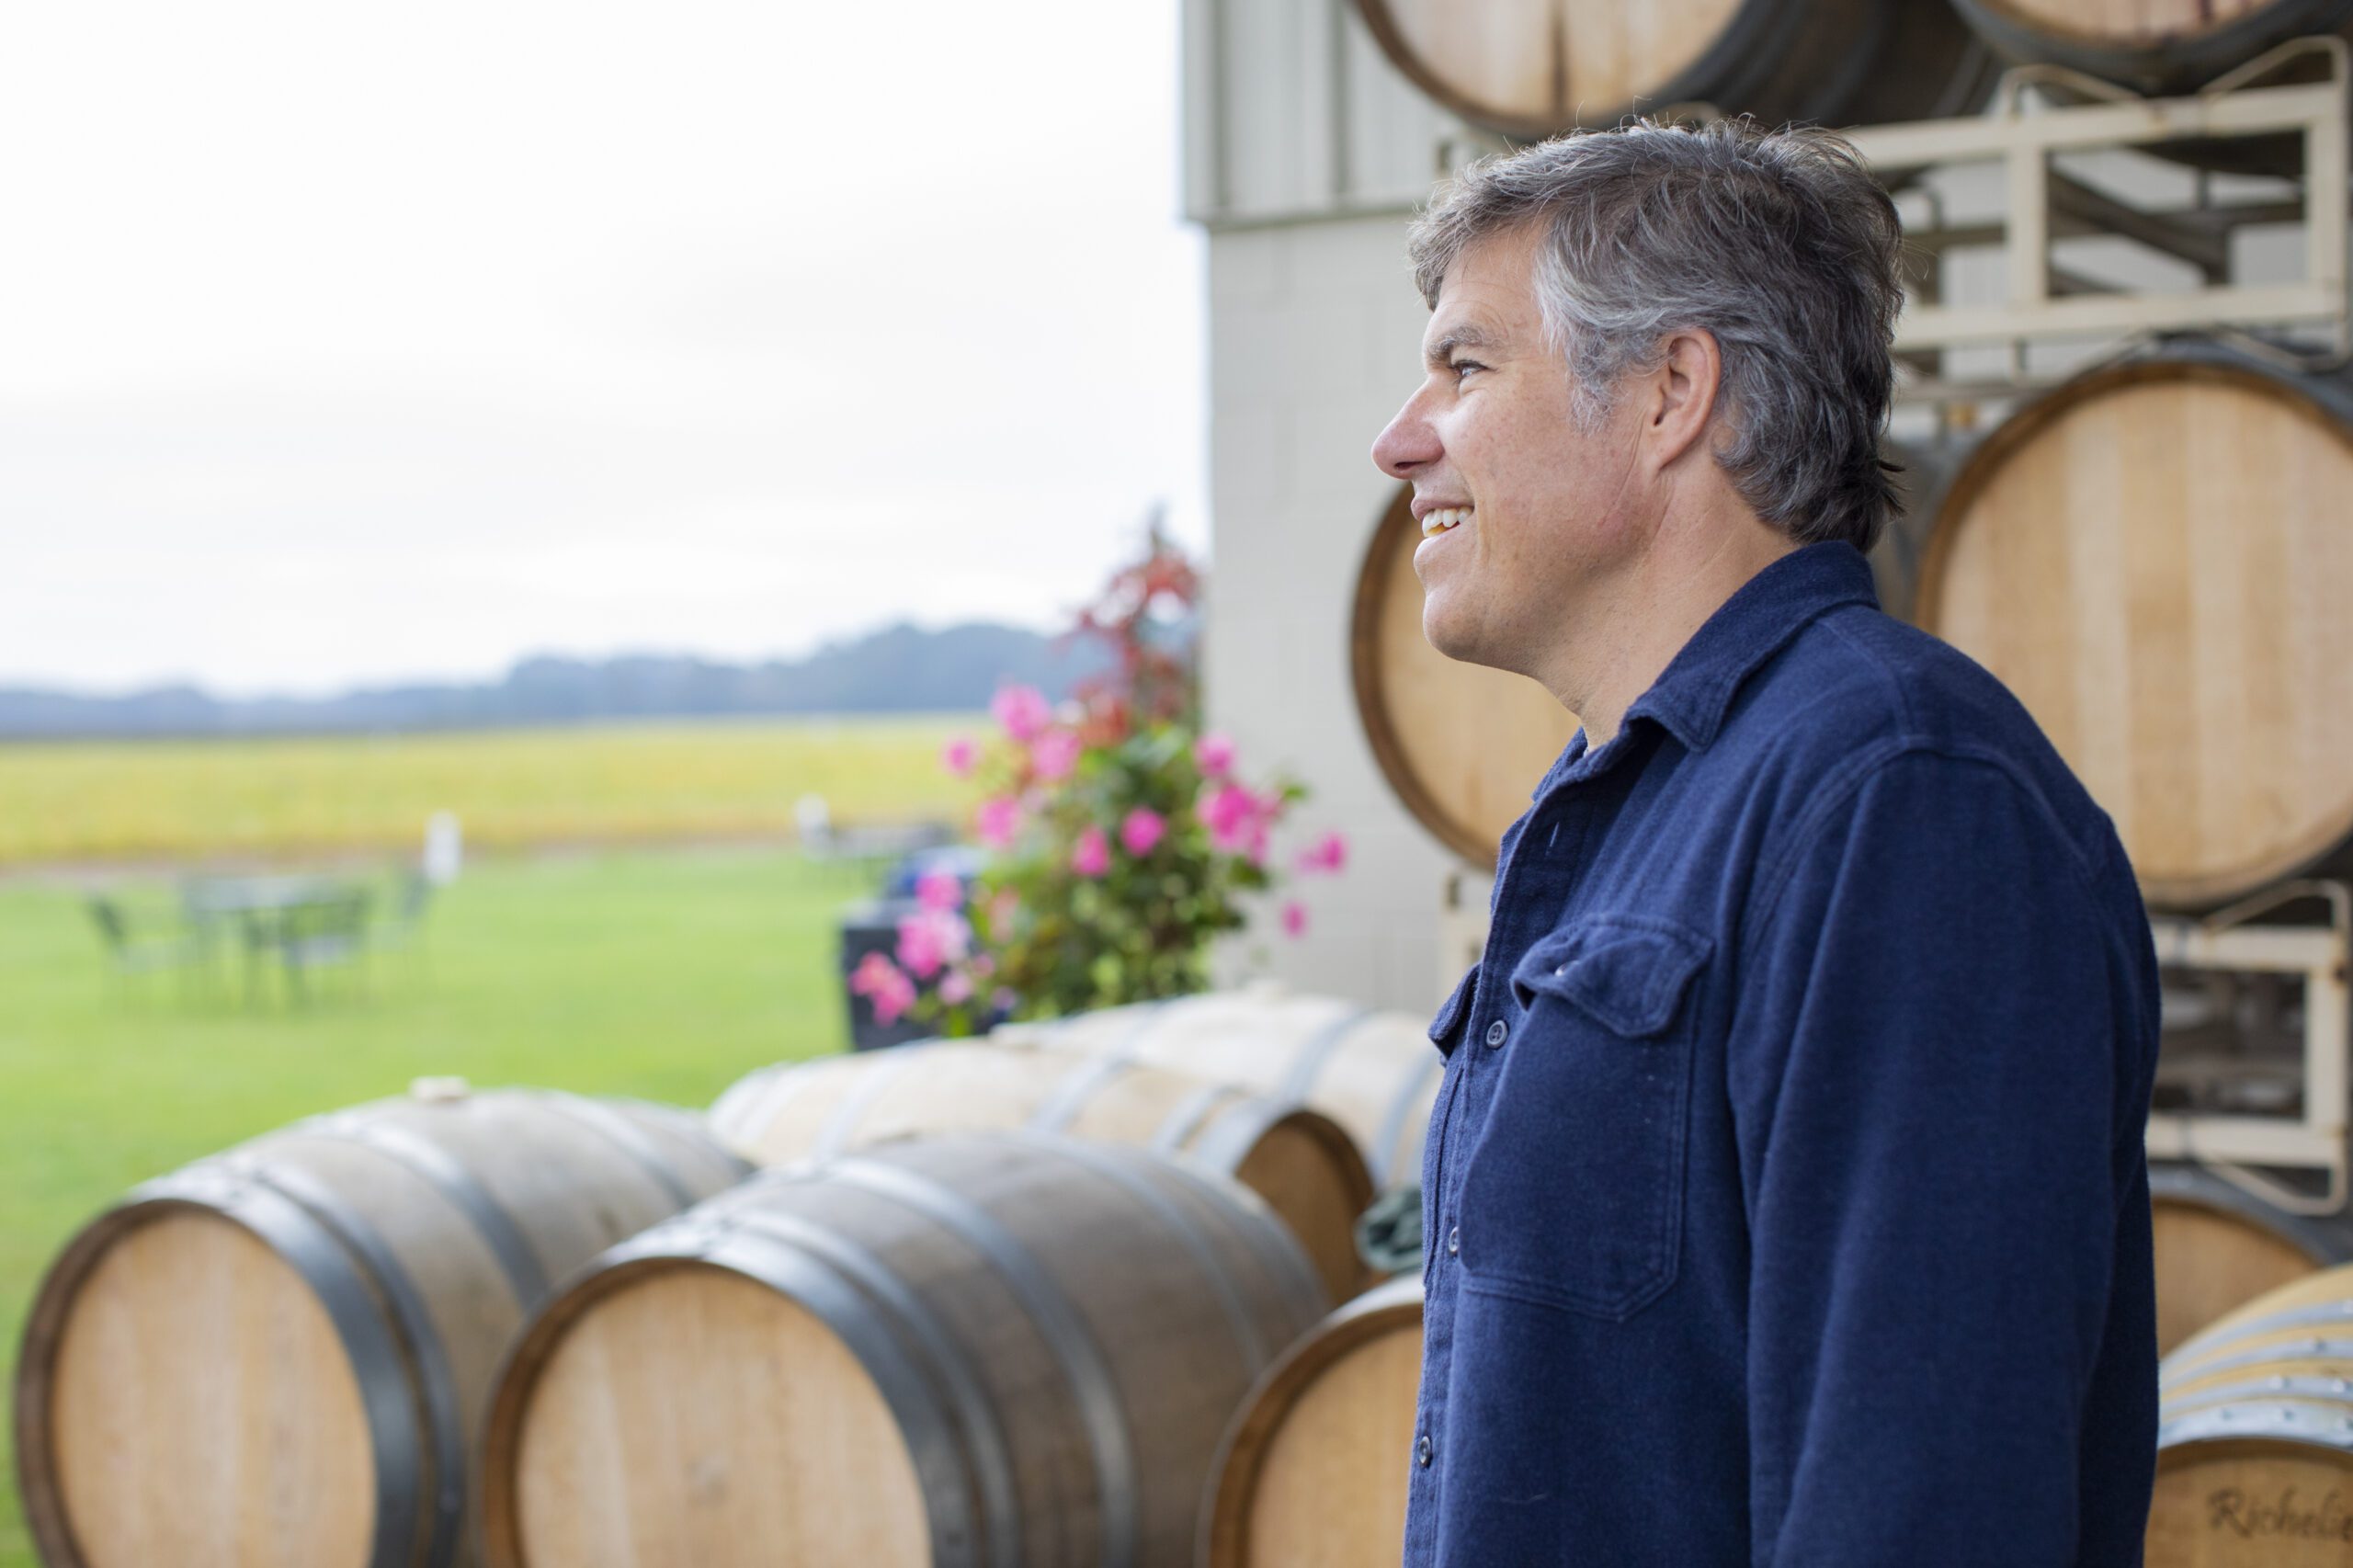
998, 992, 1444, 1189
1201, 1276, 1425, 1568
1949, 0, 2353, 97
1912, 342, 2353, 912
12, 1089, 745, 1568
2166, 1256, 2353, 1373
1350, 0, 1995, 146
706, 1043, 1377, 1302
480, 1132, 1332, 1568
2154, 1165, 2353, 1358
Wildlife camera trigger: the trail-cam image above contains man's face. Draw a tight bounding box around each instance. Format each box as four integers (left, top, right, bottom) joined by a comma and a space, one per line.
1371, 224, 1649, 680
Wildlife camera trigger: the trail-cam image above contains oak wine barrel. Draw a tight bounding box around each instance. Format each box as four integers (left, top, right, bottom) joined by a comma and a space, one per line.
2151, 1260, 2353, 1563
1350, 0, 1995, 146
995, 987, 1443, 1188
479, 1132, 1331, 1568
11, 1082, 745, 1568
2153, 1163, 2353, 1356
1203, 1277, 1424, 1568
709, 1042, 1376, 1301
1949, 0, 2353, 97
1914, 343, 2353, 910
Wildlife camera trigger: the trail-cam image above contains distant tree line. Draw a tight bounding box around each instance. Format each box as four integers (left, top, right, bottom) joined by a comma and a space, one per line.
0, 620, 1132, 740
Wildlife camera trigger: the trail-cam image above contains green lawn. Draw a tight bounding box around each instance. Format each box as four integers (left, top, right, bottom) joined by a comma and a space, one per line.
0, 846, 870, 1567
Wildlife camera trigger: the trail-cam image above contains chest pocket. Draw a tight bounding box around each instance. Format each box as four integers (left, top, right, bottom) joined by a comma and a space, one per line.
1456, 915, 1711, 1320
1428, 962, 1479, 1054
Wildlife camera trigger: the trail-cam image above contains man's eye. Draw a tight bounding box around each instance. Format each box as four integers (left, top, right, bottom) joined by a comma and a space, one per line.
1449, 359, 1483, 381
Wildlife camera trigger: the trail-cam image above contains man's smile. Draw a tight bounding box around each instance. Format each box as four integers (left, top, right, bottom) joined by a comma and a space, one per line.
1419, 505, 1472, 539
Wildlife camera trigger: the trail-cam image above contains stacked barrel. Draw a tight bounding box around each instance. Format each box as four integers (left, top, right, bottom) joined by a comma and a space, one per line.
12, 1084, 745, 1568
11, 985, 1441, 1567
2151, 1262, 2353, 1563
479, 1133, 1331, 1568
469, 988, 1450, 1566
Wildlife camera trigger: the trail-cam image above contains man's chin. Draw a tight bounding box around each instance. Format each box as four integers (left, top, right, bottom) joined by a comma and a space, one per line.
1420, 604, 1487, 667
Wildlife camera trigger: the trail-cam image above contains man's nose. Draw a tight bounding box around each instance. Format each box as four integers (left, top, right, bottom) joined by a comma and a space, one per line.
1372, 393, 1441, 480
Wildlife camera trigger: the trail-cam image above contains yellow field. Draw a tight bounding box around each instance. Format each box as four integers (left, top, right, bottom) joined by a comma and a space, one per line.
0, 716, 982, 867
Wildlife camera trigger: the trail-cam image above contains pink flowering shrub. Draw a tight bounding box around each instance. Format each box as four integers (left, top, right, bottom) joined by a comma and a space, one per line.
859, 528, 1346, 1032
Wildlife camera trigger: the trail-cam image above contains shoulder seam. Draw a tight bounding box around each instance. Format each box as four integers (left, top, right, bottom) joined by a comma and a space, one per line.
1819, 610, 1919, 738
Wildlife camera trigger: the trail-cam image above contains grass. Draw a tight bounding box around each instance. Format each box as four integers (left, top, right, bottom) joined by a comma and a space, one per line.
0, 715, 977, 867
0, 844, 876, 1567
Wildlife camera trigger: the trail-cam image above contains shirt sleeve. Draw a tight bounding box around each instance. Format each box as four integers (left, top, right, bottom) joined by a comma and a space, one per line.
1732, 747, 2144, 1566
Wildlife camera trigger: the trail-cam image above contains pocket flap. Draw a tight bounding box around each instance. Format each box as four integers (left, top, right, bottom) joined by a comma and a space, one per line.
1427, 961, 1480, 1053
1510, 917, 1711, 1038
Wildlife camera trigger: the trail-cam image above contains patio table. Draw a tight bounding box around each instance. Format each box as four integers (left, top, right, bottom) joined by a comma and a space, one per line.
182, 873, 371, 1004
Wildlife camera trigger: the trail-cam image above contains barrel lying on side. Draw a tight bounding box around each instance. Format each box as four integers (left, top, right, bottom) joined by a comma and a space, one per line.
1949, 0, 2353, 97
1204, 1277, 1424, 1568
2151, 1261, 2353, 1564
710, 1042, 1375, 1301
995, 988, 1442, 1189
12, 1083, 745, 1568
1915, 345, 2353, 910
1351, 0, 1994, 144
2153, 1163, 2353, 1355
481, 1131, 1332, 1568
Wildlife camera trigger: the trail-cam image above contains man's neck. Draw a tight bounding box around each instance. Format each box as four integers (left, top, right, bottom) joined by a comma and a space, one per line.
1546, 512, 1800, 748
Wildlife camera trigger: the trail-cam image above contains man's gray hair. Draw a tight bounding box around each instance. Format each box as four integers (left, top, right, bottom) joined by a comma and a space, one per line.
1408, 118, 1904, 552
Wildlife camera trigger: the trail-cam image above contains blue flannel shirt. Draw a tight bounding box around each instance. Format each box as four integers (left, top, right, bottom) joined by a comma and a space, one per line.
1404, 541, 2162, 1566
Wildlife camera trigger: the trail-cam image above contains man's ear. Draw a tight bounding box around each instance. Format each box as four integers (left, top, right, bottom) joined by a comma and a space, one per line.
1644, 328, 1723, 473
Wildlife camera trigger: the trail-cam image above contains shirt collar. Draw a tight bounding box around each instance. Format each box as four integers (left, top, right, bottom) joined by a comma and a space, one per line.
1533, 541, 1879, 798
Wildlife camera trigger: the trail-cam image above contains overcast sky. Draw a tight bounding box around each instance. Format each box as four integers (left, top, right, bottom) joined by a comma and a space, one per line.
2, 0, 1206, 697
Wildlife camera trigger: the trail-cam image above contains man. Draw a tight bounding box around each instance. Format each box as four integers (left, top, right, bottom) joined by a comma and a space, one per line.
1371, 119, 2161, 1565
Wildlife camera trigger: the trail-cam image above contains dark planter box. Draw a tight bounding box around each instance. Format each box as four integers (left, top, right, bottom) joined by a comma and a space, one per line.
837, 897, 936, 1051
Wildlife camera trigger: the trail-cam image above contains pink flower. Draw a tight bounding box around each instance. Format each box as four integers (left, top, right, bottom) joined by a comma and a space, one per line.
849, 950, 897, 994
1120, 806, 1166, 857
938, 970, 975, 1006
1072, 825, 1111, 878
1295, 830, 1348, 875
895, 908, 971, 980
1198, 780, 1272, 861
975, 795, 1024, 849
1194, 731, 1236, 777
941, 736, 978, 778
992, 986, 1019, 1015
1280, 901, 1309, 937
915, 869, 963, 913
1030, 729, 1082, 782
992, 685, 1052, 744
849, 951, 918, 1026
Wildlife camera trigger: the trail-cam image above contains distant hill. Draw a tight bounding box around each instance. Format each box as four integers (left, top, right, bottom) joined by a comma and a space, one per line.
0, 620, 1123, 740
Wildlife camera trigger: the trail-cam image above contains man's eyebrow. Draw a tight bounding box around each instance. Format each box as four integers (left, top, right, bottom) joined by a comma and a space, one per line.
1423, 324, 1497, 370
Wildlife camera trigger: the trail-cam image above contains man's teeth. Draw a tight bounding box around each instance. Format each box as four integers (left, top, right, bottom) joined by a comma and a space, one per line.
1421, 506, 1472, 539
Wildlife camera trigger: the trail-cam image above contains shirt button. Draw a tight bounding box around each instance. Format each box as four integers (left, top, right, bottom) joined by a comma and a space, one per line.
1416, 1433, 1434, 1468
1447, 1225, 1461, 1256
1484, 1019, 1508, 1049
